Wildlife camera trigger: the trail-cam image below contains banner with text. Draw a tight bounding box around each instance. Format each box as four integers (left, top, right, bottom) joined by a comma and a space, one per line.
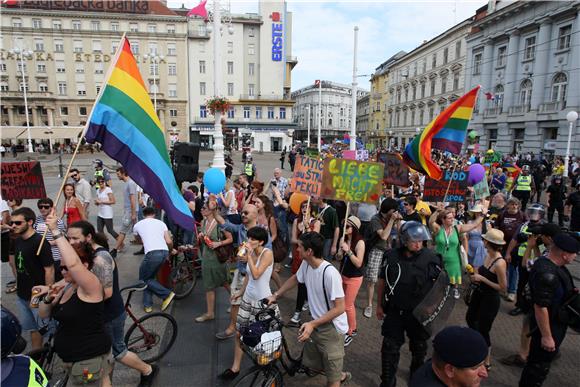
320, 158, 384, 203
290, 155, 323, 197
473, 179, 490, 200
423, 169, 468, 202
379, 152, 410, 187
1, 161, 47, 200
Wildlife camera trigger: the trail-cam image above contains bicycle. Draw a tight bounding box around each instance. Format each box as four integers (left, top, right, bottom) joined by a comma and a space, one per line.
232, 302, 321, 387
121, 281, 178, 363
27, 325, 70, 387
168, 245, 200, 299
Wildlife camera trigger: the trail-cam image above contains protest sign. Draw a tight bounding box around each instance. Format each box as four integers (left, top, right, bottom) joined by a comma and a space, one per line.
473, 178, 490, 200
423, 169, 468, 202
320, 158, 384, 203
290, 155, 323, 196
379, 152, 410, 187
356, 150, 369, 161
1, 161, 47, 200
305, 148, 319, 159
343, 150, 356, 160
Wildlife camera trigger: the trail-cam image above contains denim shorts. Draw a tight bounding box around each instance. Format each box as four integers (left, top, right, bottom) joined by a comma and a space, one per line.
16, 296, 43, 332
104, 311, 128, 360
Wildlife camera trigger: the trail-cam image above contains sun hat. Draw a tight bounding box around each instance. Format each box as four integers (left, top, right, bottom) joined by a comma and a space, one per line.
468, 204, 484, 213
482, 229, 506, 245
346, 216, 361, 231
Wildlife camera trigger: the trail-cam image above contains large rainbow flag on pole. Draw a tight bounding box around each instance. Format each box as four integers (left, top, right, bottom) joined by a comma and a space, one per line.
85, 36, 194, 230
403, 86, 481, 180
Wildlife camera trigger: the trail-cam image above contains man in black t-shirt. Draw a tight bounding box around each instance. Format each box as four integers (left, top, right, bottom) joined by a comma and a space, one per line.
545, 176, 566, 226
402, 196, 422, 223
11, 207, 54, 351
565, 182, 580, 231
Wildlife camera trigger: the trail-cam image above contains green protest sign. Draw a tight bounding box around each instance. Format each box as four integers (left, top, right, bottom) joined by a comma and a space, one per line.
473, 179, 490, 200
305, 148, 320, 159
320, 158, 384, 203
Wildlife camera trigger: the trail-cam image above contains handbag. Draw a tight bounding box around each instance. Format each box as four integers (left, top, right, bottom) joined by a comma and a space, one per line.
463, 283, 479, 306
214, 229, 234, 264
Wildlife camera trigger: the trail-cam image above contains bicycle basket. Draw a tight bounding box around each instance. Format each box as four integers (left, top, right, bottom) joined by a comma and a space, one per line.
241, 330, 283, 366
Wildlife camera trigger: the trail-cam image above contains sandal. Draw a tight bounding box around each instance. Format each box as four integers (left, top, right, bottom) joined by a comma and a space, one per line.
219, 368, 239, 380
5, 285, 17, 294
340, 371, 352, 384
195, 314, 215, 323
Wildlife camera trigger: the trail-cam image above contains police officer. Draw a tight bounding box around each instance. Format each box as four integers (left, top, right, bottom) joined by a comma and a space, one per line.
243, 156, 256, 184
376, 221, 442, 387
1, 306, 48, 387
91, 159, 112, 188
511, 165, 536, 210
519, 233, 579, 387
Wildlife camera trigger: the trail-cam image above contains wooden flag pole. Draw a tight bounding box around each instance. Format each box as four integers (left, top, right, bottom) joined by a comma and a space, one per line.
304, 196, 312, 230
340, 201, 351, 248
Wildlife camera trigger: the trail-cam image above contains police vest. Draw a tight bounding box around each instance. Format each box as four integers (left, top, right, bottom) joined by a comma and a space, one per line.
1, 355, 49, 387
94, 170, 104, 179
244, 163, 254, 176
515, 175, 532, 191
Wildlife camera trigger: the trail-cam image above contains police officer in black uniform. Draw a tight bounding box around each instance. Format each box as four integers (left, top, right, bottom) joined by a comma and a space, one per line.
376, 221, 442, 387
519, 233, 579, 387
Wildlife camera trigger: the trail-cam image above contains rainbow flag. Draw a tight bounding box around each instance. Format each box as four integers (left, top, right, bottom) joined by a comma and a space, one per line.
85, 36, 194, 231
403, 86, 480, 180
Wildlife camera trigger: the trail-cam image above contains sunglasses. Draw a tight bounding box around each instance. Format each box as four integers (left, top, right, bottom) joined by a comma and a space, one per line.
70, 174, 78, 178
38, 205, 51, 209
60, 265, 68, 272
403, 202, 409, 206
9, 220, 24, 226
242, 211, 250, 215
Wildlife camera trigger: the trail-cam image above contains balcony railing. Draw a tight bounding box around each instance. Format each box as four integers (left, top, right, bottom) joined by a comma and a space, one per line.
539, 100, 566, 113
483, 107, 502, 117
508, 105, 530, 115
238, 94, 286, 101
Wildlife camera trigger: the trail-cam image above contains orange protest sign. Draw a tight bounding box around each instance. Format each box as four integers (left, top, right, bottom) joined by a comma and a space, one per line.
290, 155, 323, 197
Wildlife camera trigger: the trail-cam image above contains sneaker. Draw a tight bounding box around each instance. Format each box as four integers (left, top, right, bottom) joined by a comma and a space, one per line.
5, 280, 15, 287
363, 306, 372, 319
507, 293, 516, 302
287, 312, 301, 327
302, 301, 309, 312
509, 307, 523, 316
351, 329, 358, 337
344, 334, 353, 347
138, 364, 159, 387
144, 306, 153, 313
453, 288, 460, 299
215, 330, 236, 340
161, 292, 175, 311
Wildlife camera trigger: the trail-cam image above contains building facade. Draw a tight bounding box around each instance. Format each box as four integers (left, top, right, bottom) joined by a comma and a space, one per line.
292, 80, 368, 145
465, 0, 580, 157
356, 94, 370, 142
185, 0, 297, 153
385, 19, 471, 148
0, 0, 189, 148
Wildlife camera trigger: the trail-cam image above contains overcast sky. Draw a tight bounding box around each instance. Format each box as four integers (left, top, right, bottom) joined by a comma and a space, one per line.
171, 0, 486, 91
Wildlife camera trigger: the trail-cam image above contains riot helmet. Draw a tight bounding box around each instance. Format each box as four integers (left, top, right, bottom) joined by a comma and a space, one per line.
399, 221, 432, 246
1, 307, 26, 358
526, 203, 545, 222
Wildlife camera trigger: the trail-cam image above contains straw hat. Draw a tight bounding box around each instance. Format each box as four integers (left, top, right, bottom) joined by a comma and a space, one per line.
468, 204, 484, 213
346, 216, 361, 231
482, 229, 506, 245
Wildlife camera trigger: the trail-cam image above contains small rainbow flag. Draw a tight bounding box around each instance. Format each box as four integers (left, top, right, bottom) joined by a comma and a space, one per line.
403, 86, 481, 180
85, 36, 194, 230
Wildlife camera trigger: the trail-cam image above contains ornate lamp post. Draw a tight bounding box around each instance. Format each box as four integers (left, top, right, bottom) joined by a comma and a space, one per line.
564, 110, 578, 178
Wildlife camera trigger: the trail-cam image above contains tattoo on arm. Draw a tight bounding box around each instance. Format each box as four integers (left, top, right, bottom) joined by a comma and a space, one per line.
92, 255, 114, 288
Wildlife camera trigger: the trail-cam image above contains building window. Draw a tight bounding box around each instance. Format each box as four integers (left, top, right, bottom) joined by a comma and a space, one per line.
280, 107, 286, 119
37, 63, 46, 73
0, 63, 5, 72
199, 82, 206, 95
58, 82, 67, 95
227, 61, 234, 74
249, 63, 255, 76
60, 107, 68, 115
248, 44, 255, 55
72, 20, 81, 30
168, 64, 177, 76
79, 106, 87, 116
429, 107, 434, 121
494, 84, 504, 109
198, 25, 206, 36
17, 62, 27, 73
56, 61, 65, 73
130, 23, 139, 32
524, 36, 536, 60
12, 18, 22, 27
199, 60, 206, 73
111, 43, 118, 54
34, 39, 44, 52
453, 72, 460, 90
227, 41, 233, 54
455, 41, 461, 59
412, 85, 417, 100
441, 76, 447, 94
168, 109, 177, 117
131, 42, 139, 55
77, 83, 86, 96
497, 46, 507, 67
430, 81, 436, 96
422, 60, 427, 73
92, 40, 102, 53
73, 40, 83, 53
256, 106, 262, 119
91, 21, 100, 31
168, 84, 177, 97
198, 42, 205, 53
519, 79, 532, 106
95, 62, 104, 74
431, 53, 437, 68
110, 22, 119, 31
443, 47, 448, 64
248, 84, 255, 97
243, 107, 250, 119
167, 43, 176, 56
227, 83, 234, 96
551, 73, 567, 104
419, 109, 424, 125
268, 107, 275, 119
32, 19, 42, 29
558, 25, 572, 50
54, 40, 64, 52
473, 52, 482, 75
248, 27, 255, 37
148, 24, 156, 33
200, 105, 207, 118
167, 24, 176, 34
53, 20, 62, 29
149, 63, 158, 75
148, 42, 158, 55
75, 63, 85, 74
421, 83, 426, 98
38, 82, 48, 92
228, 107, 235, 118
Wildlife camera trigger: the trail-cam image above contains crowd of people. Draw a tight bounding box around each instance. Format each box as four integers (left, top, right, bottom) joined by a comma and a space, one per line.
1, 148, 579, 387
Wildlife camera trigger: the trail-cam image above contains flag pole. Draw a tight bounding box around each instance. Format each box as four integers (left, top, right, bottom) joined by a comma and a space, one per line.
36, 33, 128, 255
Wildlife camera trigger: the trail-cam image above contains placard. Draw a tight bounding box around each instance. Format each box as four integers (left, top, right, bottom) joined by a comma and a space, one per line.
290, 155, 323, 196
473, 179, 490, 200
379, 153, 410, 187
343, 150, 357, 160
1, 161, 47, 200
320, 158, 384, 203
423, 169, 468, 202
305, 148, 319, 159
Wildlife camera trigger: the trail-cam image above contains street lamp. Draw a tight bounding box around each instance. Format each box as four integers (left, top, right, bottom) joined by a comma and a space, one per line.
564, 110, 578, 178
44, 128, 54, 154
206, 0, 234, 172
143, 53, 164, 113
306, 105, 311, 147
9, 47, 34, 153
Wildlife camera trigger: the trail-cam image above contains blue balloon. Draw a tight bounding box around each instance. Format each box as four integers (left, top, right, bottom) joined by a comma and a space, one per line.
203, 167, 226, 194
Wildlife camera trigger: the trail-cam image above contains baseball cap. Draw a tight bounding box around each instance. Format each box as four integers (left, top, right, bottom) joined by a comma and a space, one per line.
433, 326, 488, 368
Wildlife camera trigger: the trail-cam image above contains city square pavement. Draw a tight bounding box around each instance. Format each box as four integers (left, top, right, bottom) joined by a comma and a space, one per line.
1, 150, 579, 386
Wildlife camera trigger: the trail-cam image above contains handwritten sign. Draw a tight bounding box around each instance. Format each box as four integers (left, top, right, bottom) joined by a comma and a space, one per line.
343, 150, 357, 160
290, 155, 323, 196
1, 161, 47, 200
320, 159, 384, 203
379, 153, 410, 187
356, 150, 369, 161
473, 179, 490, 200
423, 169, 468, 202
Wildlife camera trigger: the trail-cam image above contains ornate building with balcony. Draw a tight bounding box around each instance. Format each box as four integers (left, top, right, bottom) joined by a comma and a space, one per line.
291, 81, 368, 145
185, 1, 297, 152
356, 94, 370, 142
384, 18, 472, 149
0, 1, 189, 148
465, 0, 580, 156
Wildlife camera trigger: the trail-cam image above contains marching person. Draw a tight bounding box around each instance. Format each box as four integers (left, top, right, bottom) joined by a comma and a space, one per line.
510, 165, 536, 210
112, 167, 138, 258
377, 221, 442, 386
545, 175, 567, 227
69, 168, 92, 216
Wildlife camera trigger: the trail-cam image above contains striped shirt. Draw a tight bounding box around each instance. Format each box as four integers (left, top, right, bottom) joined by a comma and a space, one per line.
34, 216, 66, 262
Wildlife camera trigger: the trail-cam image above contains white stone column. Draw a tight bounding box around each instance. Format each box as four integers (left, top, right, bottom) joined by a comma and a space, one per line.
530, 20, 552, 108
503, 30, 520, 109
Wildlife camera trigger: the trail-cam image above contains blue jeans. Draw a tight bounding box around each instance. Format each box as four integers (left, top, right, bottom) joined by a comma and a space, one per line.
105, 311, 128, 359
508, 263, 519, 295
139, 250, 171, 308
323, 238, 335, 261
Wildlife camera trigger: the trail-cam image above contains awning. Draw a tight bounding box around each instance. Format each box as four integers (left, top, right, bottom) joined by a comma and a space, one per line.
0, 126, 84, 140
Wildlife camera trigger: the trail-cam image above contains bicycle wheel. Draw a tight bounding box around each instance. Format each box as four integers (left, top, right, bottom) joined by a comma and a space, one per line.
171, 259, 196, 299
124, 312, 178, 363
233, 364, 284, 387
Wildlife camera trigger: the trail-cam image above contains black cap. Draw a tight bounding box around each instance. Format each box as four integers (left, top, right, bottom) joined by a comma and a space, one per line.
553, 233, 580, 253
529, 223, 561, 237
433, 326, 488, 368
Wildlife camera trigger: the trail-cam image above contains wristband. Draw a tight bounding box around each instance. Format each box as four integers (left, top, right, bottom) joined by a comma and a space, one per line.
52, 231, 64, 240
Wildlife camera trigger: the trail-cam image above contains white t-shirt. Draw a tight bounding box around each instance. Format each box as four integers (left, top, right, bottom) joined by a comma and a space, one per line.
296, 260, 348, 334
133, 218, 169, 254
97, 187, 114, 219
